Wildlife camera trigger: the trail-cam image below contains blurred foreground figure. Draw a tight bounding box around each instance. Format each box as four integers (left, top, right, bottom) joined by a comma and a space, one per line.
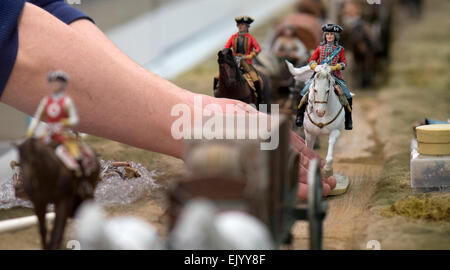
170, 199, 274, 250
272, 25, 309, 67
15, 70, 100, 249
27, 71, 95, 178
75, 201, 163, 250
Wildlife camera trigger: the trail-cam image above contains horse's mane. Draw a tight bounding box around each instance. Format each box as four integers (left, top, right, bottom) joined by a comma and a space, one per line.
220, 48, 243, 84
19, 139, 59, 167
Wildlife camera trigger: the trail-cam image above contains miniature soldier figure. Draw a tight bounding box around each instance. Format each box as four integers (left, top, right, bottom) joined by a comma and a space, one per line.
26, 71, 84, 176
215, 16, 263, 104
296, 24, 353, 130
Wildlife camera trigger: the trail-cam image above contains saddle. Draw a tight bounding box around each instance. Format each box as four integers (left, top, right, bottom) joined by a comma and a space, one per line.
240, 67, 263, 99
55, 141, 97, 177
243, 73, 259, 92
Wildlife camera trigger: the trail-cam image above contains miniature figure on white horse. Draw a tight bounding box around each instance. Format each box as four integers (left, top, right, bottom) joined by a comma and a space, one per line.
287, 62, 346, 178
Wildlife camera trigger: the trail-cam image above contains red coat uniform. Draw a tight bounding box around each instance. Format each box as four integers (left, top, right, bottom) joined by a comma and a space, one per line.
45, 96, 69, 124
43, 95, 70, 143
309, 44, 347, 80
225, 32, 261, 64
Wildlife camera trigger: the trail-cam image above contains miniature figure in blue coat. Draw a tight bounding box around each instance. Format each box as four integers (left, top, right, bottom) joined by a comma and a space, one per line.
296, 24, 353, 130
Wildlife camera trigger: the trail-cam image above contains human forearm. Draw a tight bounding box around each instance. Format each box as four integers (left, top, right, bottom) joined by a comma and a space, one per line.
1, 3, 192, 158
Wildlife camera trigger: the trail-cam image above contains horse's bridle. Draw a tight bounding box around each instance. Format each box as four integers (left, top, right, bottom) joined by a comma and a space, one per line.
311, 77, 330, 104
307, 105, 344, 129
313, 99, 329, 104
307, 77, 343, 129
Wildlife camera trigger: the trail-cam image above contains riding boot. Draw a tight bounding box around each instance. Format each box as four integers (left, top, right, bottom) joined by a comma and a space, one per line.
76, 158, 93, 197
213, 77, 219, 90
254, 80, 263, 106
344, 97, 353, 130
75, 158, 85, 178
295, 95, 307, 127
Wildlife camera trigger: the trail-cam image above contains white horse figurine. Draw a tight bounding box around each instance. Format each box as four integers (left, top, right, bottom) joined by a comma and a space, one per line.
286, 62, 345, 178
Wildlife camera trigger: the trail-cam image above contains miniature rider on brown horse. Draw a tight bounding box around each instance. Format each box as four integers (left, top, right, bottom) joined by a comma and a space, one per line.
214, 16, 263, 105
26, 71, 87, 177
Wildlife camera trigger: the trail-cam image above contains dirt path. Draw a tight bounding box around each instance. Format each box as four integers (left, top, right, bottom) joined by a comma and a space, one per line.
291, 92, 385, 250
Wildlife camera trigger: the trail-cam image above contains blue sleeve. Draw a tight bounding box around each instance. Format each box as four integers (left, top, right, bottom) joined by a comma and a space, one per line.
28, 0, 94, 25
0, 0, 26, 98
0, 0, 94, 98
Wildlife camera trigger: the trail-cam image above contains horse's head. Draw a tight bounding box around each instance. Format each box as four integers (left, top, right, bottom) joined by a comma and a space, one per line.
15, 138, 36, 165
310, 64, 335, 118
218, 48, 235, 64
14, 138, 44, 179
218, 48, 240, 86
15, 138, 56, 169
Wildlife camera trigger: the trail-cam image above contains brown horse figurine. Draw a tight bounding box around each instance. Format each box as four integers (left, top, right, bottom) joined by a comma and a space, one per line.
16, 138, 100, 249
340, 2, 379, 88
214, 48, 271, 111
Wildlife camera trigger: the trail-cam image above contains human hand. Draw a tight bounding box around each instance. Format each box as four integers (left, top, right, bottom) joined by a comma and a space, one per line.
198, 94, 337, 199
290, 132, 336, 198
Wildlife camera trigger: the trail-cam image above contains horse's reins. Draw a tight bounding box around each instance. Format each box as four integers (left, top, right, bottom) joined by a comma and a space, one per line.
307, 77, 344, 129
307, 106, 344, 129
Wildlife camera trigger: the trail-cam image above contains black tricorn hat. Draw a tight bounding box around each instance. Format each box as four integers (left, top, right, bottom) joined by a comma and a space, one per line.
235, 16, 254, 25
321, 24, 343, 33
